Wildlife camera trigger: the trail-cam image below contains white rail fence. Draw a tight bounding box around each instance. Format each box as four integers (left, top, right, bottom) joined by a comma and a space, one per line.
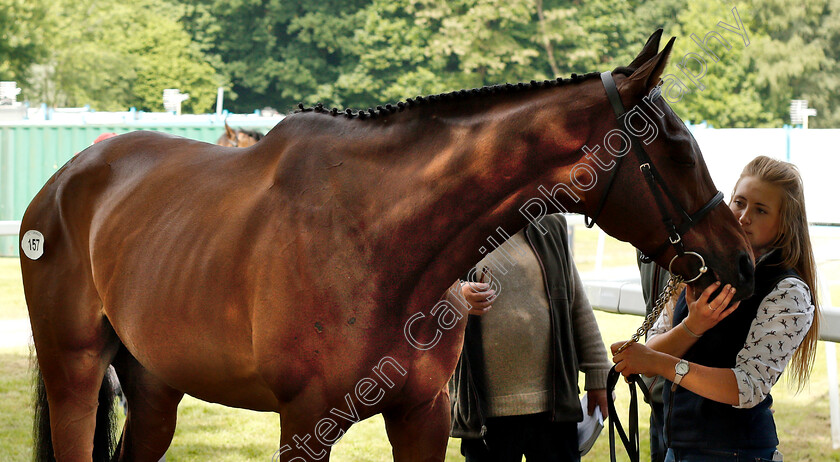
0, 221, 18, 237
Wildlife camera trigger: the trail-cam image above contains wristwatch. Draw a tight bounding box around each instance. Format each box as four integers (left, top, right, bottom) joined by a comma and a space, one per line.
672, 359, 690, 391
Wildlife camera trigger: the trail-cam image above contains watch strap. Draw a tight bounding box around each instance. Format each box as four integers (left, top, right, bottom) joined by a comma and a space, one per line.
671, 359, 689, 391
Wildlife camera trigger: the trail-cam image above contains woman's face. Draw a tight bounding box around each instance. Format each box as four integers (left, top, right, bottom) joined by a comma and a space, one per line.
729, 175, 783, 258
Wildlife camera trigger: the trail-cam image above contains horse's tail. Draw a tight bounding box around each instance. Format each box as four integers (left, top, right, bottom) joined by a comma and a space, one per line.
93, 371, 118, 461
33, 363, 118, 462
33, 366, 53, 462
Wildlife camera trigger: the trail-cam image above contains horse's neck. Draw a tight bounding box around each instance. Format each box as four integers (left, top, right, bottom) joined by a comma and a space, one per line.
263, 81, 601, 250
258, 83, 604, 313
363, 85, 601, 289
394, 93, 595, 233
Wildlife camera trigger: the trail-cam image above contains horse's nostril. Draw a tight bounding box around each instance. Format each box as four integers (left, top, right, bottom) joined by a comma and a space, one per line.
738, 252, 754, 284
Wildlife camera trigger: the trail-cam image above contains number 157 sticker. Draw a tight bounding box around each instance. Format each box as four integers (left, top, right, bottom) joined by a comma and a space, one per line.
21, 230, 44, 260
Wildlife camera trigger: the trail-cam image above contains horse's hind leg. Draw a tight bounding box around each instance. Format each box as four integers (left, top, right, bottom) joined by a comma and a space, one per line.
382, 388, 450, 462
30, 304, 121, 461
111, 347, 183, 462
23, 220, 122, 460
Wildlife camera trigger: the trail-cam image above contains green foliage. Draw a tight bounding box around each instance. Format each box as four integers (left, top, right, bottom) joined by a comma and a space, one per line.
26, 0, 137, 110
179, 0, 370, 111
651, 0, 838, 127
9, 0, 839, 126
180, 0, 646, 113
24, 0, 220, 113
120, 1, 220, 112
0, 0, 48, 84
661, 0, 779, 127
746, 0, 840, 127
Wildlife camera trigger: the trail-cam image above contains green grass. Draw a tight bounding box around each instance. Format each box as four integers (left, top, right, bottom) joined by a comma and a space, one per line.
3, 314, 838, 461
570, 227, 639, 274
0, 347, 32, 461
0, 344, 462, 461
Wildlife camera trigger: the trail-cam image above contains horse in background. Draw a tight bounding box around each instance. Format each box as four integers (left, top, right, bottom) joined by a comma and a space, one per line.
22, 30, 754, 461
216, 122, 264, 147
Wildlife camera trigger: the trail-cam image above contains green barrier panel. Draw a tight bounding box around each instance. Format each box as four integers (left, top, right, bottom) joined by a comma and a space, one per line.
0, 122, 278, 256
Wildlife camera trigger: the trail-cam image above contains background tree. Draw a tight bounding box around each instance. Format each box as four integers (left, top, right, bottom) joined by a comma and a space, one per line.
181, 0, 370, 112
120, 1, 220, 112
26, 0, 220, 112
659, 0, 778, 127
180, 0, 645, 112
747, 0, 840, 127
9, 0, 838, 126
0, 0, 49, 86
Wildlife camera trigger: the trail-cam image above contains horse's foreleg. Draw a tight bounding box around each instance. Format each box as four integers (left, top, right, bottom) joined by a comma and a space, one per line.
271, 391, 352, 462
271, 404, 342, 462
383, 388, 451, 462
273, 427, 334, 462
111, 347, 183, 462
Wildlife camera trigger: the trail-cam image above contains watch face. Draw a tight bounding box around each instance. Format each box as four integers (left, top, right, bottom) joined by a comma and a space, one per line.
676, 361, 690, 375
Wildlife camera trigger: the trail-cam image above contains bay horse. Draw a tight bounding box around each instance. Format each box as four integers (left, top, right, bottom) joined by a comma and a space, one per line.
216, 121, 264, 147
21, 30, 754, 461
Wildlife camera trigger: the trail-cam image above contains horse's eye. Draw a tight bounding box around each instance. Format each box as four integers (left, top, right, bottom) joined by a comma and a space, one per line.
671, 131, 698, 166
671, 154, 695, 167
668, 140, 696, 166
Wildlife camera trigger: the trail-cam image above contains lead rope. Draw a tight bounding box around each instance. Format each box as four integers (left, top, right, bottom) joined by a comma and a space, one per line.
608, 274, 684, 462
615, 275, 684, 354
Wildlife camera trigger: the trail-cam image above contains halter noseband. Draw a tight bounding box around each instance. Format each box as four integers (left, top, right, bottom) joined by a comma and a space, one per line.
586, 71, 723, 283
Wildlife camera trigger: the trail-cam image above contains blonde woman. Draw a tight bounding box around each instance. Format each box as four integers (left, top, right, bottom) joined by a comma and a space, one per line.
611, 156, 821, 461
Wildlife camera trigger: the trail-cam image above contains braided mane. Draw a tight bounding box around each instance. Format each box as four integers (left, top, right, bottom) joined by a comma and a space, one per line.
290, 70, 633, 120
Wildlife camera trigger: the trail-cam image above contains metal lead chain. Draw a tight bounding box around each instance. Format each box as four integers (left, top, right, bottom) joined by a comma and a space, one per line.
615, 274, 684, 353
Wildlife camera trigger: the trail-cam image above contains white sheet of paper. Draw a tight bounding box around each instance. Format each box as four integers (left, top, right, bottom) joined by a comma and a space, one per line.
577, 394, 604, 456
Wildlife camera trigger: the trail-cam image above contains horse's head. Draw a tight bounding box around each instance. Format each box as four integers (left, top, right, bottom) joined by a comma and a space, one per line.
216, 122, 263, 148
573, 31, 754, 299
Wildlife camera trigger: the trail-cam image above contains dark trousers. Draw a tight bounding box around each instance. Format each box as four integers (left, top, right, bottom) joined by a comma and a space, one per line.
461, 413, 579, 462
665, 447, 778, 461
642, 373, 666, 462
650, 400, 666, 462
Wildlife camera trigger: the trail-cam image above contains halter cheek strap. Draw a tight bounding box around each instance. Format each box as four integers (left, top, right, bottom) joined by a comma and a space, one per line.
588, 71, 724, 267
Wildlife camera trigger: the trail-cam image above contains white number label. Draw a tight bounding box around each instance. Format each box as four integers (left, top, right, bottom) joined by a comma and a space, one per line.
21, 230, 44, 260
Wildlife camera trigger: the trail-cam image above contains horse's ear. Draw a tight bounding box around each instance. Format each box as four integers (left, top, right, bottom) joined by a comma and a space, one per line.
621, 36, 675, 95
224, 122, 236, 141
627, 29, 664, 71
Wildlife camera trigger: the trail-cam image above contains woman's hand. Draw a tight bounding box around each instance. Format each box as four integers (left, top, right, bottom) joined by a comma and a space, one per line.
684, 281, 740, 335
587, 388, 609, 418
460, 281, 495, 315
610, 341, 669, 378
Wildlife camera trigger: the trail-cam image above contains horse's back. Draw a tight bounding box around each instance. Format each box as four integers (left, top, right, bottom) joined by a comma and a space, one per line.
22, 131, 246, 267
21, 132, 284, 404
19, 131, 187, 290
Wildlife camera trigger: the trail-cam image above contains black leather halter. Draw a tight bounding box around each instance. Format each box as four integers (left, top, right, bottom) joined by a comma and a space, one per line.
586, 71, 724, 278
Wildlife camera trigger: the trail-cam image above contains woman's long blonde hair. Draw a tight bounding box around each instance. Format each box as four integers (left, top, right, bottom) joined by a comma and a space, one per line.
736, 156, 821, 389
